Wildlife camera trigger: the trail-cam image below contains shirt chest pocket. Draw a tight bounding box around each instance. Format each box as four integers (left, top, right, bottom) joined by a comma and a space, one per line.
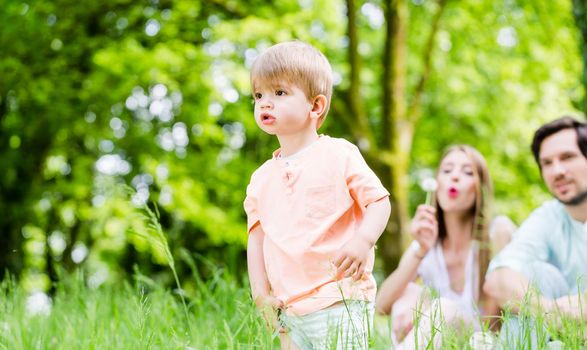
305, 185, 336, 219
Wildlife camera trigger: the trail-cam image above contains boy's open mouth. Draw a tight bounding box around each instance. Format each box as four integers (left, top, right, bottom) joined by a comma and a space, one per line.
261, 113, 276, 125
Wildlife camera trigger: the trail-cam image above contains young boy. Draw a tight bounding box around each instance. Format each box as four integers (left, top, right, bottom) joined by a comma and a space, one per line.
244, 41, 391, 349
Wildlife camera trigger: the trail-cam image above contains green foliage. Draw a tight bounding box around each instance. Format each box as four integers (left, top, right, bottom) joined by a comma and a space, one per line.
0, 0, 584, 285
408, 0, 582, 224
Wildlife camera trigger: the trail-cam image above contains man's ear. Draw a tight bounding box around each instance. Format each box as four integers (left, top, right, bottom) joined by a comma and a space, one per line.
309, 95, 327, 121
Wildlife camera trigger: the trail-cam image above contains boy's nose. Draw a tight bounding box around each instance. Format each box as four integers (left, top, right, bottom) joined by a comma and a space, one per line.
258, 97, 273, 109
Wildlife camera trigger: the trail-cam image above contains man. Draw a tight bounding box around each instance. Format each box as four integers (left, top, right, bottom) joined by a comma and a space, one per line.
484, 116, 587, 346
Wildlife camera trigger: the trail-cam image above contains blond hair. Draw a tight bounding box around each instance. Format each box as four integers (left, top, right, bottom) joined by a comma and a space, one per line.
250, 41, 333, 128
435, 145, 493, 304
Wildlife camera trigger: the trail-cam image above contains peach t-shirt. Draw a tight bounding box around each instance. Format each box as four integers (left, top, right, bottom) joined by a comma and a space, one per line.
244, 135, 389, 316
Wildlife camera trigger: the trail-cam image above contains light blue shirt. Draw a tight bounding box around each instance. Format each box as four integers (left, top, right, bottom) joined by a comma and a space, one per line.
488, 200, 587, 293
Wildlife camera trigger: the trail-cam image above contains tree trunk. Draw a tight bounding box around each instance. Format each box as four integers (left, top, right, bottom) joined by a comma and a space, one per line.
340, 0, 446, 273
343, 0, 376, 147
379, 0, 409, 273
573, 0, 587, 113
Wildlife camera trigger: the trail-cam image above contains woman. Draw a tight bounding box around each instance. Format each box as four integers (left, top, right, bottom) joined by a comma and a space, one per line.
375, 145, 514, 348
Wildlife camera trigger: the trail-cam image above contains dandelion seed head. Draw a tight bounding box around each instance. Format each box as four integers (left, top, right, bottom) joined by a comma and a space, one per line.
420, 178, 438, 192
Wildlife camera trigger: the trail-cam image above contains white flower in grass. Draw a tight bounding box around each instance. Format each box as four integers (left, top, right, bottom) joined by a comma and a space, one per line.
546, 340, 565, 350
468, 331, 496, 350
26, 291, 52, 316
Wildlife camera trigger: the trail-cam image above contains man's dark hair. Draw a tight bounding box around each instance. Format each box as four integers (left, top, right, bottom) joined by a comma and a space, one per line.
531, 116, 587, 169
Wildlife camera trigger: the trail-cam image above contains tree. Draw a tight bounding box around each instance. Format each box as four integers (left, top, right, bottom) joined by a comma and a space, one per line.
335, 0, 448, 272
0, 0, 581, 286
573, 0, 587, 114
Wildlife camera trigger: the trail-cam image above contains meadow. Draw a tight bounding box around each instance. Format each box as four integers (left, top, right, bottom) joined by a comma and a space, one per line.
2, 205, 585, 350
1, 267, 586, 350
3, 120, 584, 350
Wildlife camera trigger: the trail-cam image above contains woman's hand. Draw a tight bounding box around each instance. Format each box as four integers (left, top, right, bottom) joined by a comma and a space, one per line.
410, 204, 438, 256
393, 308, 414, 342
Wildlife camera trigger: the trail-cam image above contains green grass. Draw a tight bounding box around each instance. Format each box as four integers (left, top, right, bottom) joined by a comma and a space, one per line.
1, 270, 586, 349
0, 268, 276, 350
0, 267, 394, 349
3, 201, 582, 349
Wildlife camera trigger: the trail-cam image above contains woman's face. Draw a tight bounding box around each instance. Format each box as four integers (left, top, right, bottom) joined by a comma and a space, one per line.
436, 150, 477, 214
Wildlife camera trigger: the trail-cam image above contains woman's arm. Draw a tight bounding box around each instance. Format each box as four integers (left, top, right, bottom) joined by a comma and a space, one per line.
375, 244, 425, 314
376, 204, 438, 314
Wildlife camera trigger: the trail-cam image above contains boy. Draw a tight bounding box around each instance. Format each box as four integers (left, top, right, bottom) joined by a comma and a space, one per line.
244, 41, 391, 349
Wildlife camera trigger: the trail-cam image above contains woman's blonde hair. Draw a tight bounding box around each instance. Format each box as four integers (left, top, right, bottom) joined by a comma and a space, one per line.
250, 41, 333, 128
435, 145, 493, 303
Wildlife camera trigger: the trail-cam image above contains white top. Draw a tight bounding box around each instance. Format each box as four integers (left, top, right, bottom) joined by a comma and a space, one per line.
414, 240, 479, 317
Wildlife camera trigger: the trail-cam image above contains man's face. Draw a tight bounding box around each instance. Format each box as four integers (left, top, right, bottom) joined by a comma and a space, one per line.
539, 129, 587, 206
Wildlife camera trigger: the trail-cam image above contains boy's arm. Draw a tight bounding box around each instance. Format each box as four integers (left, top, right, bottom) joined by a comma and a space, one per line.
334, 196, 391, 281
247, 224, 270, 303
247, 225, 283, 327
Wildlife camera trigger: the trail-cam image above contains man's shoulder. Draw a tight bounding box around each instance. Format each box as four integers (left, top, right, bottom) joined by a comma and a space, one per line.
532, 199, 565, 216
520, 199, 566, 231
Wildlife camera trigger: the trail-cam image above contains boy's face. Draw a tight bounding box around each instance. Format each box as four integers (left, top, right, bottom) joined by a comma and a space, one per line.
252, 81, 315, 136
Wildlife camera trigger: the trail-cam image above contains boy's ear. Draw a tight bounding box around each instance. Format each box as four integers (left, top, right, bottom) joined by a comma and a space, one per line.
309, 94, 327, 121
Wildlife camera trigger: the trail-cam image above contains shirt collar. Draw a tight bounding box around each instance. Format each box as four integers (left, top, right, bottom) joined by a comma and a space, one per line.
272, 135, 323, 161
569, 217, 587, 233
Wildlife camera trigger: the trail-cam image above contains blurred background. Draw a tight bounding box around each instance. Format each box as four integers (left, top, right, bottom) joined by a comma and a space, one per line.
1, 0, 586, 294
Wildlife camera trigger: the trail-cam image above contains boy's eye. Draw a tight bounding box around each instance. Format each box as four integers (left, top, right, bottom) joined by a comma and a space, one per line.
275, 90, 286, 96
254, 93, 262, 100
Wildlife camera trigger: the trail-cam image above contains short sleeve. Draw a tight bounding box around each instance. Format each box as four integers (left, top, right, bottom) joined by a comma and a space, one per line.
344, 144, 389, 207
243, 183, 260, 233
487, 205, 553, 275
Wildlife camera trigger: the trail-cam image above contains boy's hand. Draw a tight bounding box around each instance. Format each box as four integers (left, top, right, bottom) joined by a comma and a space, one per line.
334, 235, 373, 281
255, 295, 285, 332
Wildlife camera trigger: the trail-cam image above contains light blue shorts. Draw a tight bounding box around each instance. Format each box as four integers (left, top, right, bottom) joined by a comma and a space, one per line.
280, 301, 374, 350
